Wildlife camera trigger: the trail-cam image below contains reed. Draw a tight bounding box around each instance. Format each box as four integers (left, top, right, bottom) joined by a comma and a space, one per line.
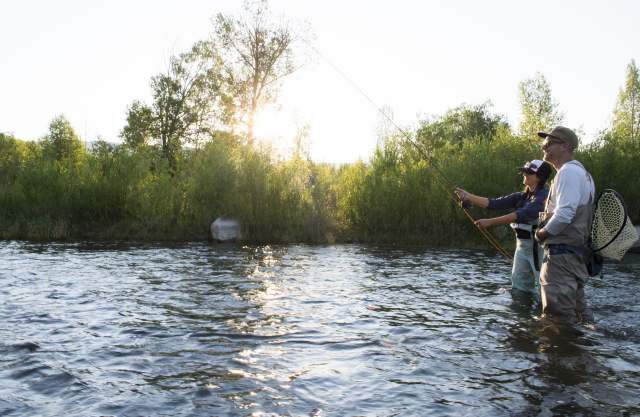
0, 128, 637, 245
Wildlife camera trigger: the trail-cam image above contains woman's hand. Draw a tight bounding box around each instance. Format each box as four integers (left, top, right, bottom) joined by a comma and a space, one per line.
454, 187, 469, 202
475, 218, 493, 229
454, 187, 489, 209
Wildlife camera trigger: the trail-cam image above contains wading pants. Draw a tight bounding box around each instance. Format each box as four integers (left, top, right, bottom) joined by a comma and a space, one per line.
539, 250, 592, 323
511, 237, 543, 299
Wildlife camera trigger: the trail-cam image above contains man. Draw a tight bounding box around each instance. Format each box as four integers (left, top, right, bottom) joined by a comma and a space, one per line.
534, 126, 595, 324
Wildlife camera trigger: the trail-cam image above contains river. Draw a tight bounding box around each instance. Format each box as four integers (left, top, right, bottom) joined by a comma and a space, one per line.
1, 241, 639, 416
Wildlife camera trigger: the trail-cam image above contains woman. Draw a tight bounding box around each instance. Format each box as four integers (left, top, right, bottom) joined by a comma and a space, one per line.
455, 160, 552, 299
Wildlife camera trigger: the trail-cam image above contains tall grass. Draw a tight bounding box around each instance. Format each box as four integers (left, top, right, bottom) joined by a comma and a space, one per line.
335, 127, 539, 245
0, 129, 637, 245
0, 134, 341, 242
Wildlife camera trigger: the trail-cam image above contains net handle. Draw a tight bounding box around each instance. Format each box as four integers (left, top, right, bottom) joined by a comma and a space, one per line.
592, 188, 629, 253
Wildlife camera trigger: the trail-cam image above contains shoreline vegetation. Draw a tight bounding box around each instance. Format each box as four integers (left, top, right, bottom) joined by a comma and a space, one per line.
1, 120, 638, 247
1, 2, 638, 247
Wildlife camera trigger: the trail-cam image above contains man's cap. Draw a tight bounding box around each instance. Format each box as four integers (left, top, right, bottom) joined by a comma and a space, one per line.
519, 159, 551, 180
537, 126, 579, 149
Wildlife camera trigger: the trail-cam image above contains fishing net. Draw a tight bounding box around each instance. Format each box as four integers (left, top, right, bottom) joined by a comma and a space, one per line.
591, 189, 639, 260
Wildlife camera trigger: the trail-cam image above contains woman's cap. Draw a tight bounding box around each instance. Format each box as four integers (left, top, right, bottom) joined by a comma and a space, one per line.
519, 159, 551, 178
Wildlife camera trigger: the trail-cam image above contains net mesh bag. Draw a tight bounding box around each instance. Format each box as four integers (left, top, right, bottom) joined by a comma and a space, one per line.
591, 190, 639, 261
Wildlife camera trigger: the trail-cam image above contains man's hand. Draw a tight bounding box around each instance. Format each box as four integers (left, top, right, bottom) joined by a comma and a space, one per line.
535, 228, 549, 243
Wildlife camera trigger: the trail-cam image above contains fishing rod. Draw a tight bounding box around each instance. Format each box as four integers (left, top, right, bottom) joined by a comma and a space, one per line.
303, 40, 512, 260
401, 137, 512, 260
392, 126, 512, 261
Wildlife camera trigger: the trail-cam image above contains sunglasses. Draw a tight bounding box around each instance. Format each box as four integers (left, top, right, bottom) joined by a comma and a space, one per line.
540, 137, 565, 150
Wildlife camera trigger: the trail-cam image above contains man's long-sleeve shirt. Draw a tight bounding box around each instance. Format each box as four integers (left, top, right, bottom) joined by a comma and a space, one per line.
544, 160, 595, 236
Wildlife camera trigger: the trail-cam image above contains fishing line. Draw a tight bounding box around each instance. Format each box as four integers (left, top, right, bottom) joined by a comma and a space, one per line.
303, 40, 512, 260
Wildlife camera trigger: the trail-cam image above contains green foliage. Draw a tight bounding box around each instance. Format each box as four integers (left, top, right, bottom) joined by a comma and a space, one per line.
0, 133, 28, 187
121, 42, 225, 170
610, 60, 640, 143
121, 101, 154, 149
518, 72, 563, 139
579, 137, 640, 223
2, 37, 638, 246
582, 60, 640, 223
41, 115, 85, 164
336, 125, 537, 245
2, 103, 639, 244
415, 102, 508, 151
0, 121, 339, 242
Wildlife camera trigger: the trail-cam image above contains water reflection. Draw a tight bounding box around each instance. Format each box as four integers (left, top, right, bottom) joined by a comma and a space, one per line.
501, 306, 640, 416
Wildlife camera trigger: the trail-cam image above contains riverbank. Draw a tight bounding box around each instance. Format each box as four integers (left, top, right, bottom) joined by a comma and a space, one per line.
0, 218, 515, 250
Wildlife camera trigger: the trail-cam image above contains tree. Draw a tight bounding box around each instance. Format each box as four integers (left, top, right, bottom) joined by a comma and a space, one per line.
211, 0, 306, 144
416, 102, 508, 150
121, 100, 154, 150
121, 42, 225, 169
0, 133, 27, 186
518, 72, 563, 139
121, 0, 307, 167
611, 59, 640, 142
42, 115, 84, 163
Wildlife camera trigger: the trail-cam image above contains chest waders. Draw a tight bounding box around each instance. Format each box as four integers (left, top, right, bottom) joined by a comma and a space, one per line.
511, 223, 540, 271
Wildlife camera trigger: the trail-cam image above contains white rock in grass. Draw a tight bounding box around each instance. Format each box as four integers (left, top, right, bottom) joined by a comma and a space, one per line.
211, 217, 241, 242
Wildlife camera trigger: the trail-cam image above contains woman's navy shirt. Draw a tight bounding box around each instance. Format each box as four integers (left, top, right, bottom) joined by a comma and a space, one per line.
487, 187, 549, 224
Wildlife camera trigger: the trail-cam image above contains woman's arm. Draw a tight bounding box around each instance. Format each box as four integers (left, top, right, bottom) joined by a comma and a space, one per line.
475, 212, 517, 229
454, 187, 489, 208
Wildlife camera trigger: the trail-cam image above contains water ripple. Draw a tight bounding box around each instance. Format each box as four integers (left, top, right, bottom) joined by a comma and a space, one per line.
1, 241, 639, 416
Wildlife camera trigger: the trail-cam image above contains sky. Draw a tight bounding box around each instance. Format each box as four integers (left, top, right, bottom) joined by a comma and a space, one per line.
1, 0, 639, 163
